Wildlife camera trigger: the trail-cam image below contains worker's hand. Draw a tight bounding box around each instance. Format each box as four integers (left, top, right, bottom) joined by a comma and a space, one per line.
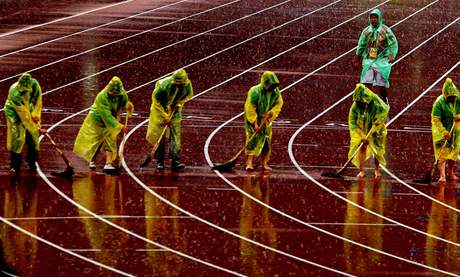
122, 126, 128, 133
353, 55, 360, 69
38, 128, 47, 135
254, 122, 260, 133
361, 138, 369, 145
163, 119, 171, 127
32, 115, 40, 124
126, 102, 134, 115
388, 54, 394, 63
444, 133, 452, 141
264, 111, 274, 121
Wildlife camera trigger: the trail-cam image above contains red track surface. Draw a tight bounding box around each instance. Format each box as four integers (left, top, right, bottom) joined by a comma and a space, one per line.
0, 0, 459, 275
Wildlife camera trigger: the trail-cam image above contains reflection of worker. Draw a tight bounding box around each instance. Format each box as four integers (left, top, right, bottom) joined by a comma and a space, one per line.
348, 84, 389, 178
72, 173, 128, 266
146, 69, 193, 171
426, 184, 459, 271
343, 178, 385, 274
353, 9, 398, 104
73, 76, 133, 173
144, 177, 183, 275
3, 72, 45, 174
244, 71, 283, 171
431, 78, 460, 182
239, 173, 277, 275
1, 175, 38, 275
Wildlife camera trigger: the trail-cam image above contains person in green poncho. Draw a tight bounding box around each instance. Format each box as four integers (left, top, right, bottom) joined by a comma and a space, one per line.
3, 72, 44, 174
431, 78, 460, 182
73, 76, 133, 172
146, 68, 193, 171
348, 84, 389, 178
353, 9, 398, 104
244, 71, 283, 171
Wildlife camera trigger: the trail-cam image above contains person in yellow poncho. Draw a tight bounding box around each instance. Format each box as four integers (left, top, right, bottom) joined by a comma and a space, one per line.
244, 71, 283, 171
431, 78, 460, 182
348, 84, 389, 178
146, 68, 193, 171
3, 72, 44, 174
73, 76, 133, 173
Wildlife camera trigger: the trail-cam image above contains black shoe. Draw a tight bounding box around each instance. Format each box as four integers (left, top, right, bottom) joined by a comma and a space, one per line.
171, 162, 185, 171
28, 164, 37, 173
156, 162, 165, 170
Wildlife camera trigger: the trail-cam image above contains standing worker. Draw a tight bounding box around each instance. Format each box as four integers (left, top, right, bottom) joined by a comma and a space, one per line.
4, 72, 44, 174
73, 76, 133, 173
353, 9, 398, 104
146, 68, 193, 171
348, 84, 389, 178
431, 78, 460, 182
244, 71, 283, 172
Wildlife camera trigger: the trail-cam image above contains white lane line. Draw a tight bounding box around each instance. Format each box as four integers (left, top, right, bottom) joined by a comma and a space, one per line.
0, 0, 136, 38
205, 0, 460, 274
6, 215, 192, 221
0, 0, 189, 60
0, 216, 134, 276
38, 0, 298, 97
36, 167, 245, 277
0, 271, 19, 277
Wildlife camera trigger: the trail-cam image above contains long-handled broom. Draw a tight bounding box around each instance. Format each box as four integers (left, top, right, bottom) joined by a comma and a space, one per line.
44, 132, 75, 179
104, 114, 130, 176
211, 119, 268, 172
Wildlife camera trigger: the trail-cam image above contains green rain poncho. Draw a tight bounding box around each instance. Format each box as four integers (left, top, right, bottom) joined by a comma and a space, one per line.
431, 78, 460, 162
73, 76, 133, 162
3, 73, 42, 153
348, 84, 389, 167
146, 69, 193, 152
356, 9, 398, 88
244, 71, 283, 158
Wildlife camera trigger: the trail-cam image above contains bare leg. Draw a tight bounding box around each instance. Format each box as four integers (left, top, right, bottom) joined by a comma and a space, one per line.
447, 160, 459, 180
246, 155, 254, 171
438, 161, 446, 182
357, 146, 366, 178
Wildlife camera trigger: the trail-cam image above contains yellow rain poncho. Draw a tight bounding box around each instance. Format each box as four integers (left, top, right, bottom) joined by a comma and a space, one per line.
244, 71, 283, 158
431, 78, 460, 162
348, 84, 389, 167
356, 9, 398, 88
73, 76, 133, 162
3, 72, 42, 153
146, 69, 193, 156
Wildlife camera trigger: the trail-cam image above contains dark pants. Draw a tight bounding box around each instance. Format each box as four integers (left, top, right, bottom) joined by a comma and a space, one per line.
10, 131, 38, 171
155, 135, 181, 165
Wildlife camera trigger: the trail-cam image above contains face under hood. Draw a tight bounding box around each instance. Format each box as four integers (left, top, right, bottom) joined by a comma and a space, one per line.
442, 78, 459, 99
260, 71, 280, 91
17, 72, 33, 92
369, 8, 383, 30
105, 76, 125, 95
171, 68, 190, 85
353, 83, 372, 104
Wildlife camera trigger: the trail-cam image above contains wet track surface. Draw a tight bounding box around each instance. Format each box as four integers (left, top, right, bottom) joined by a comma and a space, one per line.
0, 0, 459, 276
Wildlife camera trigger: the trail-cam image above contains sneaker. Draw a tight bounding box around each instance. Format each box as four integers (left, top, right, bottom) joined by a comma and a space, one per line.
171, 162, 185, 171
89, 161, 96, 169
156, 162, 164, 170
103, 163, 116, 170
28, 164, 37, 172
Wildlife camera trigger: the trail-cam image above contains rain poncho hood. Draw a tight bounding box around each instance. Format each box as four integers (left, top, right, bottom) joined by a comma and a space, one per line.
431, 78, 460, 161
3, 73, 42, 153
244, 71, 283, 159
356, 9, 398, 88
348, 84, 389, 167
146, 71, 193, 156
73, 77, 133, 162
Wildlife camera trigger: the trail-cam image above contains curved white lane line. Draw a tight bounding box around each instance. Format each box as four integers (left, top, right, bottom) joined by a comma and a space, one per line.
381, 61, 460, 210
204, 1, 460, 274
0, 216, 134, 276
0, 0, 189, 61
121, 158, 354, 276
0, 0, 136, 38
36, 166, 245, 277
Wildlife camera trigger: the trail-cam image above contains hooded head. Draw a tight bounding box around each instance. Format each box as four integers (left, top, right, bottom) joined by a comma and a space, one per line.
260, 71, 280, 91
105, 76, 125, 96
17, 72, 33, 92
369, 9, 382, 30
442, 78, 459, 101
171, 68, 189, 85
353, 83, 373, 105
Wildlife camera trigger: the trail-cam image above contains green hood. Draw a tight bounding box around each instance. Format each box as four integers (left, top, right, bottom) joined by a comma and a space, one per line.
104, 76, 125, 95
260, 71, 280, 90
352, 83, 373, 104
17, 72, 33, 92
171, 68, 190, 85
442, 78, 459, 99
369, 9, 383, 31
